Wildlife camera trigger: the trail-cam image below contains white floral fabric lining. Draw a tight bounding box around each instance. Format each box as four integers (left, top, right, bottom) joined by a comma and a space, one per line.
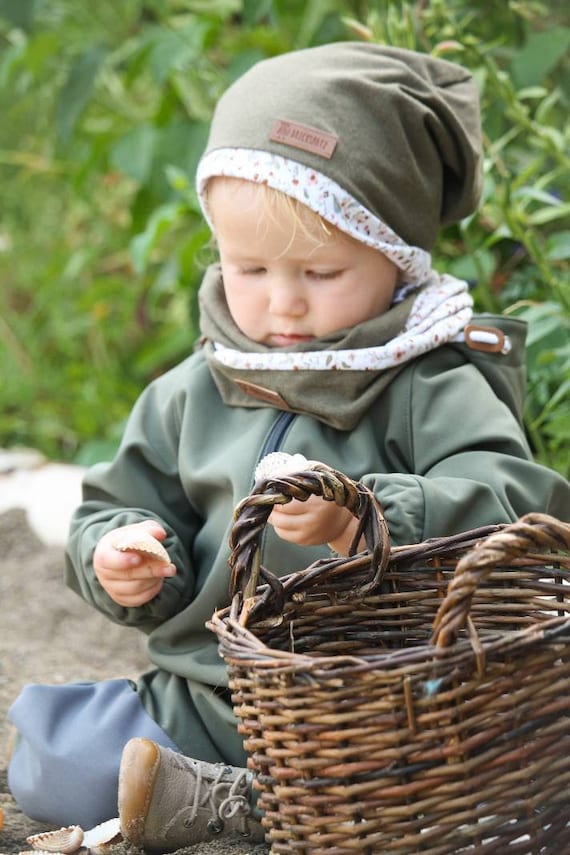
196, 148, 432, 287
212, 274, 473, 372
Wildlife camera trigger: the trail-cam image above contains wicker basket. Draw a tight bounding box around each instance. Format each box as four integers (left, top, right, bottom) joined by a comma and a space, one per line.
208, 464, 570, 854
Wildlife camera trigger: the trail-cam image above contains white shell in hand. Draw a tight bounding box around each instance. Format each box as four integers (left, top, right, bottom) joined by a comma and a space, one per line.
254, 452, 310, 481
112, 533, 170, 564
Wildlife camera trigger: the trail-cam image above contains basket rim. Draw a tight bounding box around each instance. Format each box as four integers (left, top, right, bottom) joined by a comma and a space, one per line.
209, 607, 570, 675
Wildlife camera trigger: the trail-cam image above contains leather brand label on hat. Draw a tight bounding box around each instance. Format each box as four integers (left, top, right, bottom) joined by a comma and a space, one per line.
269, 119, 338, 159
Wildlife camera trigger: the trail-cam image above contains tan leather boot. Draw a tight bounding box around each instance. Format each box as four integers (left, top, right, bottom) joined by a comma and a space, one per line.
118, 737, 264, 851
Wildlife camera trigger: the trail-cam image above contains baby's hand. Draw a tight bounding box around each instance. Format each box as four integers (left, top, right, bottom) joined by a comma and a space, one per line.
269, 494, 361, 555
94, 520, 176, 607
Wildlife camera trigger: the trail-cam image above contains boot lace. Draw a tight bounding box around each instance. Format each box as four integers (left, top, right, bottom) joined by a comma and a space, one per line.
164, 763, 255, 837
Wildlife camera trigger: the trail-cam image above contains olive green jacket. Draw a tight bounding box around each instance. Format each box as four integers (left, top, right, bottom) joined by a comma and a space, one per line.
65, 315, 569, 766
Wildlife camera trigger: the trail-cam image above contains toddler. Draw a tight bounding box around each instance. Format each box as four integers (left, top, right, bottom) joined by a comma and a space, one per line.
8, 41, 569, 852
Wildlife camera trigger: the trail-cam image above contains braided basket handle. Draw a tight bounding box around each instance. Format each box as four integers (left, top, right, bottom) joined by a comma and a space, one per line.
228, 463, 390, 612
431, 512, 570, 648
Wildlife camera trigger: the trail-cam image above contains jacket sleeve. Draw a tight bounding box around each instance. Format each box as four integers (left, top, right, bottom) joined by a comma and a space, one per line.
65, 374, 201, 633
362, 347, 570, 545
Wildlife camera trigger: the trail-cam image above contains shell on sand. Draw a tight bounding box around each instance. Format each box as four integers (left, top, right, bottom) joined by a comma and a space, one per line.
16, 851, 79, 855
16, 851, 73, 855
26, 825, 84, 853
82, 817, 122, 853
113, 533, 170, 563
23, 818, 122, 854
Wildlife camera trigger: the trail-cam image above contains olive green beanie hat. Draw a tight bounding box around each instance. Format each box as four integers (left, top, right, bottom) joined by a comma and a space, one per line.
197, 42, 483, 270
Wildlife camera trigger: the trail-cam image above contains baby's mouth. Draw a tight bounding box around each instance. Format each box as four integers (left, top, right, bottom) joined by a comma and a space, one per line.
270, 333, 314, 347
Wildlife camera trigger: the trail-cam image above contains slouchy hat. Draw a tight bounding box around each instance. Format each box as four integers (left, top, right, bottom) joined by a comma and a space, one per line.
197, 42, 483, 264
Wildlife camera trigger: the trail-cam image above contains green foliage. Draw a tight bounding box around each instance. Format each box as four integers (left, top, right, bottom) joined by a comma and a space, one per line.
0, 0, 568, 477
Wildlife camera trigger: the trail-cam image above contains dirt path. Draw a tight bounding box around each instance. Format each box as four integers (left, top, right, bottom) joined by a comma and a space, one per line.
0, 503, 268, 855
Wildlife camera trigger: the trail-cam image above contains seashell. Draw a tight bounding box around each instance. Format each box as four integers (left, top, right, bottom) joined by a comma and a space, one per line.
16, 851, 72, 855
27, 825, 84, 853
113, 533, 170, 564
82, 817, 122, 853
254, 452, 310, 482
16, 851, 78, 855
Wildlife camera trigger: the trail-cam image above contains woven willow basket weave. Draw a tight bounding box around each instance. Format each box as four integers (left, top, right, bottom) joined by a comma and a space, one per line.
208, 464, 570, 854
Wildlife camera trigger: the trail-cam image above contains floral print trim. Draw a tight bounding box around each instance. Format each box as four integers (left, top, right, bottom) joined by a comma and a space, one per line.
196, 148, 432, 286
211, 274, 473, 372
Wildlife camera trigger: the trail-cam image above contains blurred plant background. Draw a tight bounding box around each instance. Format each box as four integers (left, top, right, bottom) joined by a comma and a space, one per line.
0, 0, 568, 475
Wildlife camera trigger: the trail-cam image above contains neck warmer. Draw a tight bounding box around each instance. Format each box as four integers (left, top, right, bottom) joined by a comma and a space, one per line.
199, 265, 473, 431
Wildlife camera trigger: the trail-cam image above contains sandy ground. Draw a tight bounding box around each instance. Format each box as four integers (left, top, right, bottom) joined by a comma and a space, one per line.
0, 452, 269, 855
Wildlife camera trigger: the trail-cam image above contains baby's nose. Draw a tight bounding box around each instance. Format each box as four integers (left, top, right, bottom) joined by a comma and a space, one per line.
268, 277, 307, 316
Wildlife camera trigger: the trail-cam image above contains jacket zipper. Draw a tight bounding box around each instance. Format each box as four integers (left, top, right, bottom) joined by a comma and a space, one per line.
254, 411, 297, 480
252, 410, 298, 568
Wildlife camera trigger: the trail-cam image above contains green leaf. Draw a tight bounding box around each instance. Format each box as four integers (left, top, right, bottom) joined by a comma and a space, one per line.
56, 44, 108, 144
110, 125, 157, 184
510, 28, 570, 88
534, 87, 563, 124
144, 21, 210, 83
296, 0, 336, 47
513, 187, 565, 207
226, 48, 267, 82
133, 324, 196, 375
527, 203, 570, 226
165, 164, 190, 193
14, 30, 61, 77
0, 42, 24, 87
130, 202, 186, 274
516, 86, 548, 100
446, 248, 495, 285
0, 0, 35, 31
546, 231, 570, 261
149, 119, 209, 199
512, 302, 568, 348
241, 0, 274, 26
544, 377, 570, 412
535, 126, 566, 152
185, 0, 241, 14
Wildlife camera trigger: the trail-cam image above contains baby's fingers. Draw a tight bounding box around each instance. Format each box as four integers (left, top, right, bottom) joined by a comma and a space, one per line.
114, 555, 177, 582
104, 576, 166, 608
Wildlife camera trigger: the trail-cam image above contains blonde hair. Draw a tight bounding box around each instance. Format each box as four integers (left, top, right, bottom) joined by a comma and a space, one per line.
204, 175, 337, 250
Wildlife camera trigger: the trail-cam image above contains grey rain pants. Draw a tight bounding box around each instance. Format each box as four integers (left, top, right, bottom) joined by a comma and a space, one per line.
8, 678, 179, 828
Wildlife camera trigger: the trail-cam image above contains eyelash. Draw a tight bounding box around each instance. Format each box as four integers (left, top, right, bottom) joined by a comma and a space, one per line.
239, 268, 342, 280
240, 267, 266, 276
308, 270, 341, 280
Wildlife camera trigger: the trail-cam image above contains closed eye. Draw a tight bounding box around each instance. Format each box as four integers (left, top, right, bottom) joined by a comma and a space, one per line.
240, 267, 267, 276
306, 269, 343, 280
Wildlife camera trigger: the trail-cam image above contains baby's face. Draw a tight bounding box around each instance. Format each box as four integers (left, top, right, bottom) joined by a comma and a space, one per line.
207, 179, 398, 346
